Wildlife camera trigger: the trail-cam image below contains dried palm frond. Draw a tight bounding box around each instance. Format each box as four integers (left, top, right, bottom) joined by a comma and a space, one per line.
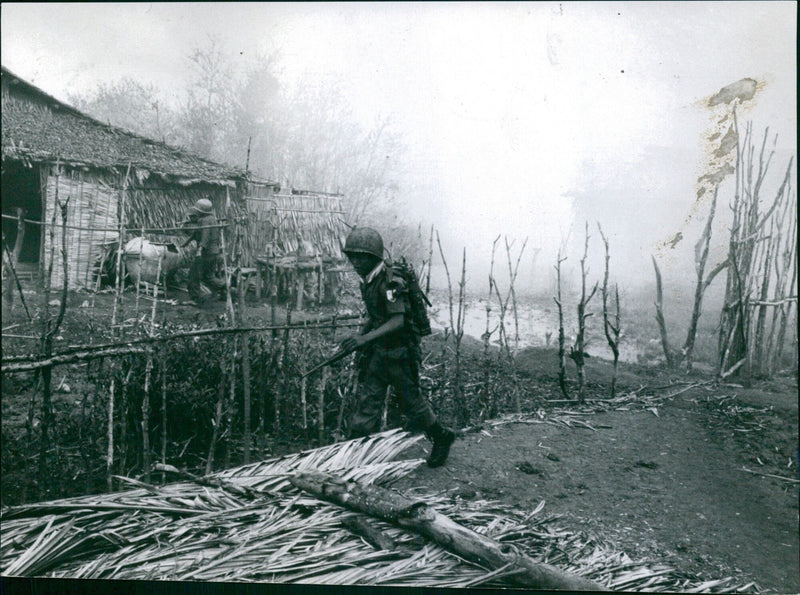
0, 429, 758, 592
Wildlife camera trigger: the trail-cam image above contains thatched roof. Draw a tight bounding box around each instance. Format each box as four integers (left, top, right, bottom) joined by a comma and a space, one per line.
1, 66, 245, 186
0, 429, 756, 591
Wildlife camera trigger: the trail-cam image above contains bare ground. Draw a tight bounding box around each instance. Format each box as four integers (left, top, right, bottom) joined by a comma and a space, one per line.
396, 370, 799, 593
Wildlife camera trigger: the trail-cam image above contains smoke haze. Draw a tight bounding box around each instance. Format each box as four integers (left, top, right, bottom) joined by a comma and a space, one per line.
2, 2, 795, 296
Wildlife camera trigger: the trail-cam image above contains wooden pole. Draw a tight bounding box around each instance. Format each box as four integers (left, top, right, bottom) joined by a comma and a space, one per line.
264, 283, 278, 457
483, 236, 500, 418
245, 136, 252, 174
296, 271, 305, 311
140, 254, 162, 484
273, 304, 293, 448
319, 366, 328, 444
225, 340, 236, 469
2, 232, 32, 320
574, 223, 598, 403
651, 256, 675, 368
160, 347, 167, 484
110, 164, 131, 331
290, 471, 605, 592
141, 354, 153, 483
300, 375, 308, 444
425, 224, 434, 295
242, 331, 252, 464
436, 231, 463, 411
3, 208, 25, 308
134, 227, 145, 319
554, 250, 569, 400
1, 320, 364, 373
107, 377, 116, 492
456, 247, 469, 422
597, 223, 621, 397
206, 365, 226, 475
381, 386, 391, 431
38, 174, 70, 497
504, 236, 527, 351
238, 242, 252, 465
219, 227, 235, 323
317, 257, 324, 306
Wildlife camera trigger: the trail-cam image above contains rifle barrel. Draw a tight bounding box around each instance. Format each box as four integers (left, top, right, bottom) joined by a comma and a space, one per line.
302, 348, 353, 378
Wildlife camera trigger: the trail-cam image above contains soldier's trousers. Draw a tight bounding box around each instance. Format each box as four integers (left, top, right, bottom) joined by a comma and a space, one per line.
188, 253, 224, 299
349, 348, 436, 438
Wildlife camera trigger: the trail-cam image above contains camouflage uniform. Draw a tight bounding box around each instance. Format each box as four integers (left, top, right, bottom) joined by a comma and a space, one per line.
349, 262, 437, 437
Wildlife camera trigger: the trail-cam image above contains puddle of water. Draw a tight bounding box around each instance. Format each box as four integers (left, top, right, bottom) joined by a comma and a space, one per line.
429, 299, 646, 364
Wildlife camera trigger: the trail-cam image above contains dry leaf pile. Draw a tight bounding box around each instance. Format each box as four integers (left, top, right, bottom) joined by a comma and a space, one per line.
1, 428, 757, 591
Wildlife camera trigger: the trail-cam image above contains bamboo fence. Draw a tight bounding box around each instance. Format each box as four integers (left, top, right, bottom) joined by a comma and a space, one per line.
28, 172, 348, 291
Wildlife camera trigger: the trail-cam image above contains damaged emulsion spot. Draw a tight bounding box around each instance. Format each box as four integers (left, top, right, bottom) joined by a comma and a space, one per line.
713, 126, 739, 158
656, 77, 761, 254
707, 78, 758, 107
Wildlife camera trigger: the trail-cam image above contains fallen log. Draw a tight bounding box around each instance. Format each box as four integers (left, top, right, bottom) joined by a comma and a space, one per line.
290, 471, 606, 591
342, 515, 397, 551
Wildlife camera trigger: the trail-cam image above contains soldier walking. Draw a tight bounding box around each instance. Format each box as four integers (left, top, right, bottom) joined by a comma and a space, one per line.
340, 227, 456, 467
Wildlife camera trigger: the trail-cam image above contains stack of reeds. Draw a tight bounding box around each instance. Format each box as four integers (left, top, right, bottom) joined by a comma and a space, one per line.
0, 428, 756, 591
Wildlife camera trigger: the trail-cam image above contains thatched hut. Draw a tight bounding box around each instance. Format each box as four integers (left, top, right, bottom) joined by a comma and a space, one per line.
2, 66, 349, 297
1, 65, 273, 289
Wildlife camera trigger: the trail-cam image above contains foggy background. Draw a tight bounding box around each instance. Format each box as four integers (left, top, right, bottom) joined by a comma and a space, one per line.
2, 2, 795, 298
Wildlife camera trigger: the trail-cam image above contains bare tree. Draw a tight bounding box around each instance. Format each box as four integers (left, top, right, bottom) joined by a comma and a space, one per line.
73, 41, 411, 233
570, 222, 598, 403
504, 236, 528, 351
597, 223, 621, 397
651, 256, 676, 369
652, 185, 729, 372
681, 186, 728, 371
718, 111, 796, 378
553, 249, 569, 400
481, 236, 500, 418
488, 237, 526, 412
436, 232, 468, 424
179, 36, 237, 159
70, 79, 179, 144
768, 187, 797, 374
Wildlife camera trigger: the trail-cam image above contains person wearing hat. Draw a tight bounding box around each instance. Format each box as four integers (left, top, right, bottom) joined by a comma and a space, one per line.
182, 198, 225, 303
340, 227, 456, 468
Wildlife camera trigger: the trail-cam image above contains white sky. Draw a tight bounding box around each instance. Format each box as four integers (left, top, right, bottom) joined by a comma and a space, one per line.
2, 2, 796, 291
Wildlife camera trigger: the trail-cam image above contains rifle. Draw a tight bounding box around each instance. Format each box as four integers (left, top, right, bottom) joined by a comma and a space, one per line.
302, 346, 356, 378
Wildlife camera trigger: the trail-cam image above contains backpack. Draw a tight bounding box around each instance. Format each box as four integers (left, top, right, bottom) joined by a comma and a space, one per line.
388, 257, 433, 337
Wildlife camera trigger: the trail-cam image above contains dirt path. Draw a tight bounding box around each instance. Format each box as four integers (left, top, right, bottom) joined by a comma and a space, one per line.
396, 384, 799, 593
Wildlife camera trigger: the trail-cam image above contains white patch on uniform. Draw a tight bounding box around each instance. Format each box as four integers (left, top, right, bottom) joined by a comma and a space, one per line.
386, 289, 396, 302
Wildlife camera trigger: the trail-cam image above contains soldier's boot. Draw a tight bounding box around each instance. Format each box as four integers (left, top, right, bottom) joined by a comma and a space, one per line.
426, 421, 456, 468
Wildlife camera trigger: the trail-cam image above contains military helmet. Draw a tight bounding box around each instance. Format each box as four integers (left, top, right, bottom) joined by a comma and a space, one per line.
343, 227, 384, 259
190, 198, 214, 215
